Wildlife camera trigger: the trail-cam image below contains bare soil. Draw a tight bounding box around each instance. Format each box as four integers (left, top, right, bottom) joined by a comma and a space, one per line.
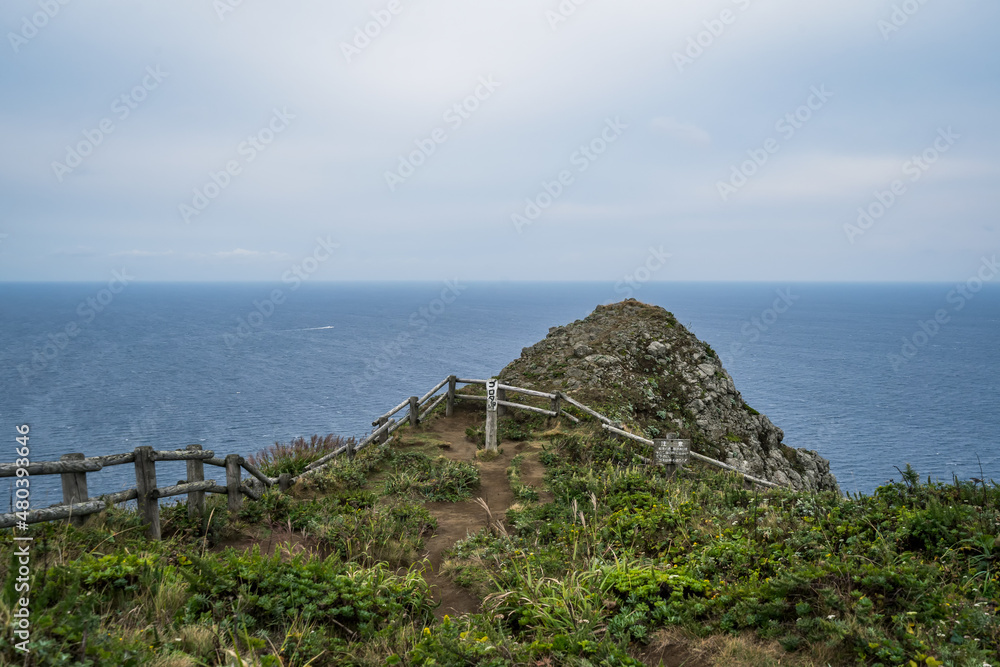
413, 410, 518, 619
637, 640, 712, 667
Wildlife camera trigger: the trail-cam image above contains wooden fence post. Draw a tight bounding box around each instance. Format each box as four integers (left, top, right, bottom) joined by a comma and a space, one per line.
225, 454, 242, 518
409, 396, 420, 427
377, 416, 389, 444
551, 393, 562, 421
485, 378, 499, 452
497, 387, 506, 418
446, 375, 456, 417
133, 446, 161, 540
59, 453, 89, 526
278, 473, 292, 492
186, 444, 205, 521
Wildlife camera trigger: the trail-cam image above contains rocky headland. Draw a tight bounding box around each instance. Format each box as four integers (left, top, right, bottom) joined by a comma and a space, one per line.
498, 299, 839, 492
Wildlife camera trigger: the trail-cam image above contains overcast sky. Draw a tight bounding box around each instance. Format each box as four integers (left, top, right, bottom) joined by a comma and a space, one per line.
0, 0, 996, 282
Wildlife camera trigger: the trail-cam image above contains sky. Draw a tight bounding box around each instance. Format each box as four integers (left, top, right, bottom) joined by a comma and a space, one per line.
0, 0, 997, 282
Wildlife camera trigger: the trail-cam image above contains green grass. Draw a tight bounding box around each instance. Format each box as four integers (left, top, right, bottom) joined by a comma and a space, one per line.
2, 423, 998, 667
383, 451, 480, 502
507, 453, 541, 503
447, 440, 1000, 666
247, 433, 355, 477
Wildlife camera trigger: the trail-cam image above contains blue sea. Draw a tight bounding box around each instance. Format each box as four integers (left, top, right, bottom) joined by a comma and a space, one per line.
1, 281, 998, 507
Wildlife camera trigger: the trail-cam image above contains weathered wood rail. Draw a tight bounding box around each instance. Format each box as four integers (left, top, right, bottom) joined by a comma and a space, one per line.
1, 373, 784, 537
601, 423, 783, 488
0, 443, 286, 538
365, 374, 781, 487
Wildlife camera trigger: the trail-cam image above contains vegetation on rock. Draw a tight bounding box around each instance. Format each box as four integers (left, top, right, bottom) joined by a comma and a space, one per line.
501, 299, 839, 491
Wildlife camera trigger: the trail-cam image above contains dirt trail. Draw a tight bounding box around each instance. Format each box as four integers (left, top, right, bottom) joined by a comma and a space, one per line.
410, 411, 520, 618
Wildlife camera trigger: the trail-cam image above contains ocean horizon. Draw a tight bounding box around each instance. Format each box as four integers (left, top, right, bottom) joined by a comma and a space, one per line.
2, 280, 998, 505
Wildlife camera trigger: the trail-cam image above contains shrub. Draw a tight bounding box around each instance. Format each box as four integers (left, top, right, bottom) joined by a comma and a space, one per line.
314, 500, 437, 565
237, 488, 435, 565
0, 550, 163, 666
499, 419, 532, 442
248, 434, 355, 477
384, 453, 480, 502
465, 426, 485, 447
181, 547, 434, 639
600, 561, 710, 640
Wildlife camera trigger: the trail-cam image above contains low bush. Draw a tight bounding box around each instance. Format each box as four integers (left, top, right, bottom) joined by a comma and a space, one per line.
248, 434, 356, 477
181, 547, 434, 639
384, 452, 480, 502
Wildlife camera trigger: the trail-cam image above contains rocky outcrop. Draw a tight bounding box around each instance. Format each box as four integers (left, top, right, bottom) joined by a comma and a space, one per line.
499, 299, 839, 493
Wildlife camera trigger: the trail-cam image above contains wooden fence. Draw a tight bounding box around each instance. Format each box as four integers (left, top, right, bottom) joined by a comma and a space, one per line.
0, 444, 292, 538
255, 374, 784, 489
0, 373, 783, 538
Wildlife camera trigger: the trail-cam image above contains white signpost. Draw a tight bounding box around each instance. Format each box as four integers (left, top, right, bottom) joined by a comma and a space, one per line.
485, 378, 499, 452
653, 437, 690, 478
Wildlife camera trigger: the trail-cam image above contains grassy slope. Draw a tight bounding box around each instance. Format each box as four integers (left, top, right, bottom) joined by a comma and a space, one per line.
1, 404, 997, 666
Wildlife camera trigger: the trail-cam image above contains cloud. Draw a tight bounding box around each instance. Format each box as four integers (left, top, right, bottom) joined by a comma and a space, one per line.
737, 154, 996, 203
51, 246, 99, 257
207, 249, 292, 261
0, 0, 997, 281
110, 249, 174, 257
651, 117, 712, 145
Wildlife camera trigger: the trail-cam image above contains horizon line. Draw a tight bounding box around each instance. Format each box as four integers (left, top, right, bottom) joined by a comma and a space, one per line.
0, 279, 993, 286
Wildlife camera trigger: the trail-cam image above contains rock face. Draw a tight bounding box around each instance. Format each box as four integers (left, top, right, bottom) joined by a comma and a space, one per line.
499, 299, 839, 493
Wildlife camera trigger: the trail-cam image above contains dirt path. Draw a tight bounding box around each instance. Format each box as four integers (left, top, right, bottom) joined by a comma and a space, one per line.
407, 411, 521, 619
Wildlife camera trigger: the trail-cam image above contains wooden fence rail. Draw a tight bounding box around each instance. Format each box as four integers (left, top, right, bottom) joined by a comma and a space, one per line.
0, 500, 107, 529
453, 377, 782, 487
1, 372, 787, 537
0, 442, 268, 538
420, 394, 447, 421
419, 377, 451, 406
600, 423, 784, 488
